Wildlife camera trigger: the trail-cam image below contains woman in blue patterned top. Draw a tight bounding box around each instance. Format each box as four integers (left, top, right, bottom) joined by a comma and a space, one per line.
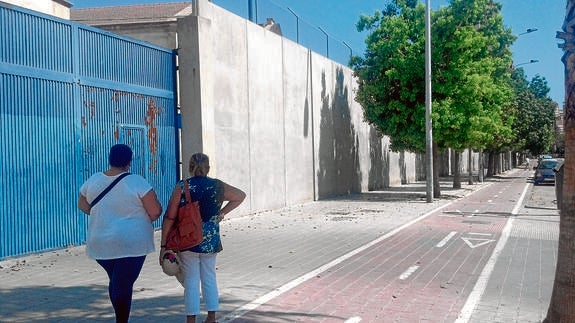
160, 153, 245, 323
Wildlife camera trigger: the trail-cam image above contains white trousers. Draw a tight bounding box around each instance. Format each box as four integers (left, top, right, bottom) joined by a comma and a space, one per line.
179, 251, 219, 315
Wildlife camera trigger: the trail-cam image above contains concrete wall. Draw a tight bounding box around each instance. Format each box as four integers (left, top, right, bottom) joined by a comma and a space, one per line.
58, 0, 480, 216
176, 0, 424, 215
94, 22, 179, 50
1, 0, 70, 19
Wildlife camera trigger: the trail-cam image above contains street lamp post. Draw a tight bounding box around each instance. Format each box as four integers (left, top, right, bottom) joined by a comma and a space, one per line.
425, 0, 433, 202
518, 28, 538, 36
515, 59, 539, 67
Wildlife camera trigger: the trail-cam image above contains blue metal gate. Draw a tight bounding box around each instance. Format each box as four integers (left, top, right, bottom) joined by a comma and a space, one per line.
0, 3, 178, 259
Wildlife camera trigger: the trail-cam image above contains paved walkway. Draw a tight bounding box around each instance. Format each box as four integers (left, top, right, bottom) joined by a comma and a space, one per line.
0, 168, 558, 322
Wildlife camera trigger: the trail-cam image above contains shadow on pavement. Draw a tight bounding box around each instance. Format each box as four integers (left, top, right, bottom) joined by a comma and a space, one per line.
0, 285, 186, 323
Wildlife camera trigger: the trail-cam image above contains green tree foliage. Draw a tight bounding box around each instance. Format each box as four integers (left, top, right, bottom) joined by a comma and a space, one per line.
351, 0, 516, 187
352, 0, 427, 153
352, 0, 515, 155
432, 0, 515, 153
511, 70, 557, 156
352, 0, 516, 189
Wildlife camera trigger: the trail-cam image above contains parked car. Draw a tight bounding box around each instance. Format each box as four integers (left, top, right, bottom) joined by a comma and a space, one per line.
534, 158, 560, 185
538, 154, 553, 162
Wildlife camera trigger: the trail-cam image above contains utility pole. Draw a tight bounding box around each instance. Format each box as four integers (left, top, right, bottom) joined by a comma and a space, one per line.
425, 0, 433, 202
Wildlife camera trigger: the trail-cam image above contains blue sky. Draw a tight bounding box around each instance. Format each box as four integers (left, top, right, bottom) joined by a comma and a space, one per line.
72, 0, 566, 106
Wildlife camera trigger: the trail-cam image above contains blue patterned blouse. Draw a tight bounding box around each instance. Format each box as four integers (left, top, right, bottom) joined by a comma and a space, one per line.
179, 176, 224, 253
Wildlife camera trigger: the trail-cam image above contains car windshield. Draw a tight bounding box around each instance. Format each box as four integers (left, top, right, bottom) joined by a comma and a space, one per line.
539, 161, 558, 169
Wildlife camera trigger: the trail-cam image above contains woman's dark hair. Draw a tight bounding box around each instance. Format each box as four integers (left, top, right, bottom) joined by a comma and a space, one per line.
109, 144, 133, 168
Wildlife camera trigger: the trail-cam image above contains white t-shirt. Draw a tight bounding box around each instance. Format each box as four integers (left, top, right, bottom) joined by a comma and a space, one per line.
80, 172, 155, 259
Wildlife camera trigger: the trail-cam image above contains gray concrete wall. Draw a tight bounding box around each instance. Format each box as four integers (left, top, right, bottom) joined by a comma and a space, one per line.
2, 0, 71, 19
95, 22, 179, 50
177, 0, 477, 216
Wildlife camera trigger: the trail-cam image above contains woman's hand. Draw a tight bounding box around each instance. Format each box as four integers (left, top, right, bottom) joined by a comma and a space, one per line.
77, 194, 92, 215
159, 247, 166, 265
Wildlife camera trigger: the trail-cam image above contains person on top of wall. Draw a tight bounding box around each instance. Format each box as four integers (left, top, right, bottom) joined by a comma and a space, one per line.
160, 153, 246, 323
78, 144, 162, 323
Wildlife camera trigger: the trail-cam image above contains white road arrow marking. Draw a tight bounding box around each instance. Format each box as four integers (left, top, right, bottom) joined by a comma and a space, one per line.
461, 237, 495, 248
345, 317, 362, 323
469, 232, 492, 236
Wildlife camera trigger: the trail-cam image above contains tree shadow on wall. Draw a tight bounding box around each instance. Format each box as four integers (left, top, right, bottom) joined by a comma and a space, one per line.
316, 68, 362, 199
368, 127, 390, 190
415, 153, 427, 181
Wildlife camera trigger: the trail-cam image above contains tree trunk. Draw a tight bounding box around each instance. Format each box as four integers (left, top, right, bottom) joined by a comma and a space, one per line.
486, 152, 494, 177
433, 142, 441, 198
478, 150, 484, 182
544, 1, 575, 321
468, 148, 474, 185
453, 151, 462, 189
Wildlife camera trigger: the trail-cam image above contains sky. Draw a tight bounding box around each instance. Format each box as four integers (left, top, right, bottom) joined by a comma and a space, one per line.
71, 0, 566, 106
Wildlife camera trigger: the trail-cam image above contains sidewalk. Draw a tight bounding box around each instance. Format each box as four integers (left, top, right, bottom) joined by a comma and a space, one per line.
465, 172, 559, 323
0, 169, 558, 323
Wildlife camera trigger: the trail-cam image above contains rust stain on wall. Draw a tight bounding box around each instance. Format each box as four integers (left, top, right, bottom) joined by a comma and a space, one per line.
81, 100, 96, 126
90, 101, 95, 118
145, 98, 160, 172
114, 125, 119, 140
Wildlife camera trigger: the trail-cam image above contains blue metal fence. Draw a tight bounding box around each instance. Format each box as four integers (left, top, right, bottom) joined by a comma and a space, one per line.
0, 3, 178, 259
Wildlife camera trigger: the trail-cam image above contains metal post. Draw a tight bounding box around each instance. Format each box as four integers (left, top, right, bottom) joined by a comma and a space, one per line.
343, 41, 352, 60
248, 0, 254, 22
425, 0, 433, 202
287, 7, 299, 44
318, 26, 329, 58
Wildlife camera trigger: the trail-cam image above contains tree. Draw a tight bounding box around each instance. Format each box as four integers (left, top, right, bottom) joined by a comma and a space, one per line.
431, 0, 515, 186
511, 70, 556, 157
544, 1, 575, 321
352, 0, 514, 195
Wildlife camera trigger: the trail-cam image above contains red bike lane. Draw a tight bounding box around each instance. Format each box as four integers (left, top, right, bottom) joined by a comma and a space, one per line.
225, 174, 530, 323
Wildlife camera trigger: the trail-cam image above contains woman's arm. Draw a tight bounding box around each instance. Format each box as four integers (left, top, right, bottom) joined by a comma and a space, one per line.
141, 189, 163, 221
159, 183, 181, 262
77, 194, 91, 215
219, 182, 246, 218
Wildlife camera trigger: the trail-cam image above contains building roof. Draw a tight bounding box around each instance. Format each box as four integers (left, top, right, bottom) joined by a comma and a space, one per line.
70, 2, 193, 26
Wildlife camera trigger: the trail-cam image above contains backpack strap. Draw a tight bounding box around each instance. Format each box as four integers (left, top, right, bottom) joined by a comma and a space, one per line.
90, 172, 131, 207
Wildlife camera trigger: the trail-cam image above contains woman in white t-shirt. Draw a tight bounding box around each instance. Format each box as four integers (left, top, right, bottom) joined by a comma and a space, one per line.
78, 144, 162, 323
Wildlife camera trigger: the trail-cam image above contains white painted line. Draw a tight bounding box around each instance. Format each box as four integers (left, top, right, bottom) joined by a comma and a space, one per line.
221, 200, 461, 322
399, 265, 420, 280
345, 316, 362, 323
511, 184, 530, 215
436, 231, 457, 248
468, 232, 492, 236
455, 183, 530, 323
461, 237, 495, 248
